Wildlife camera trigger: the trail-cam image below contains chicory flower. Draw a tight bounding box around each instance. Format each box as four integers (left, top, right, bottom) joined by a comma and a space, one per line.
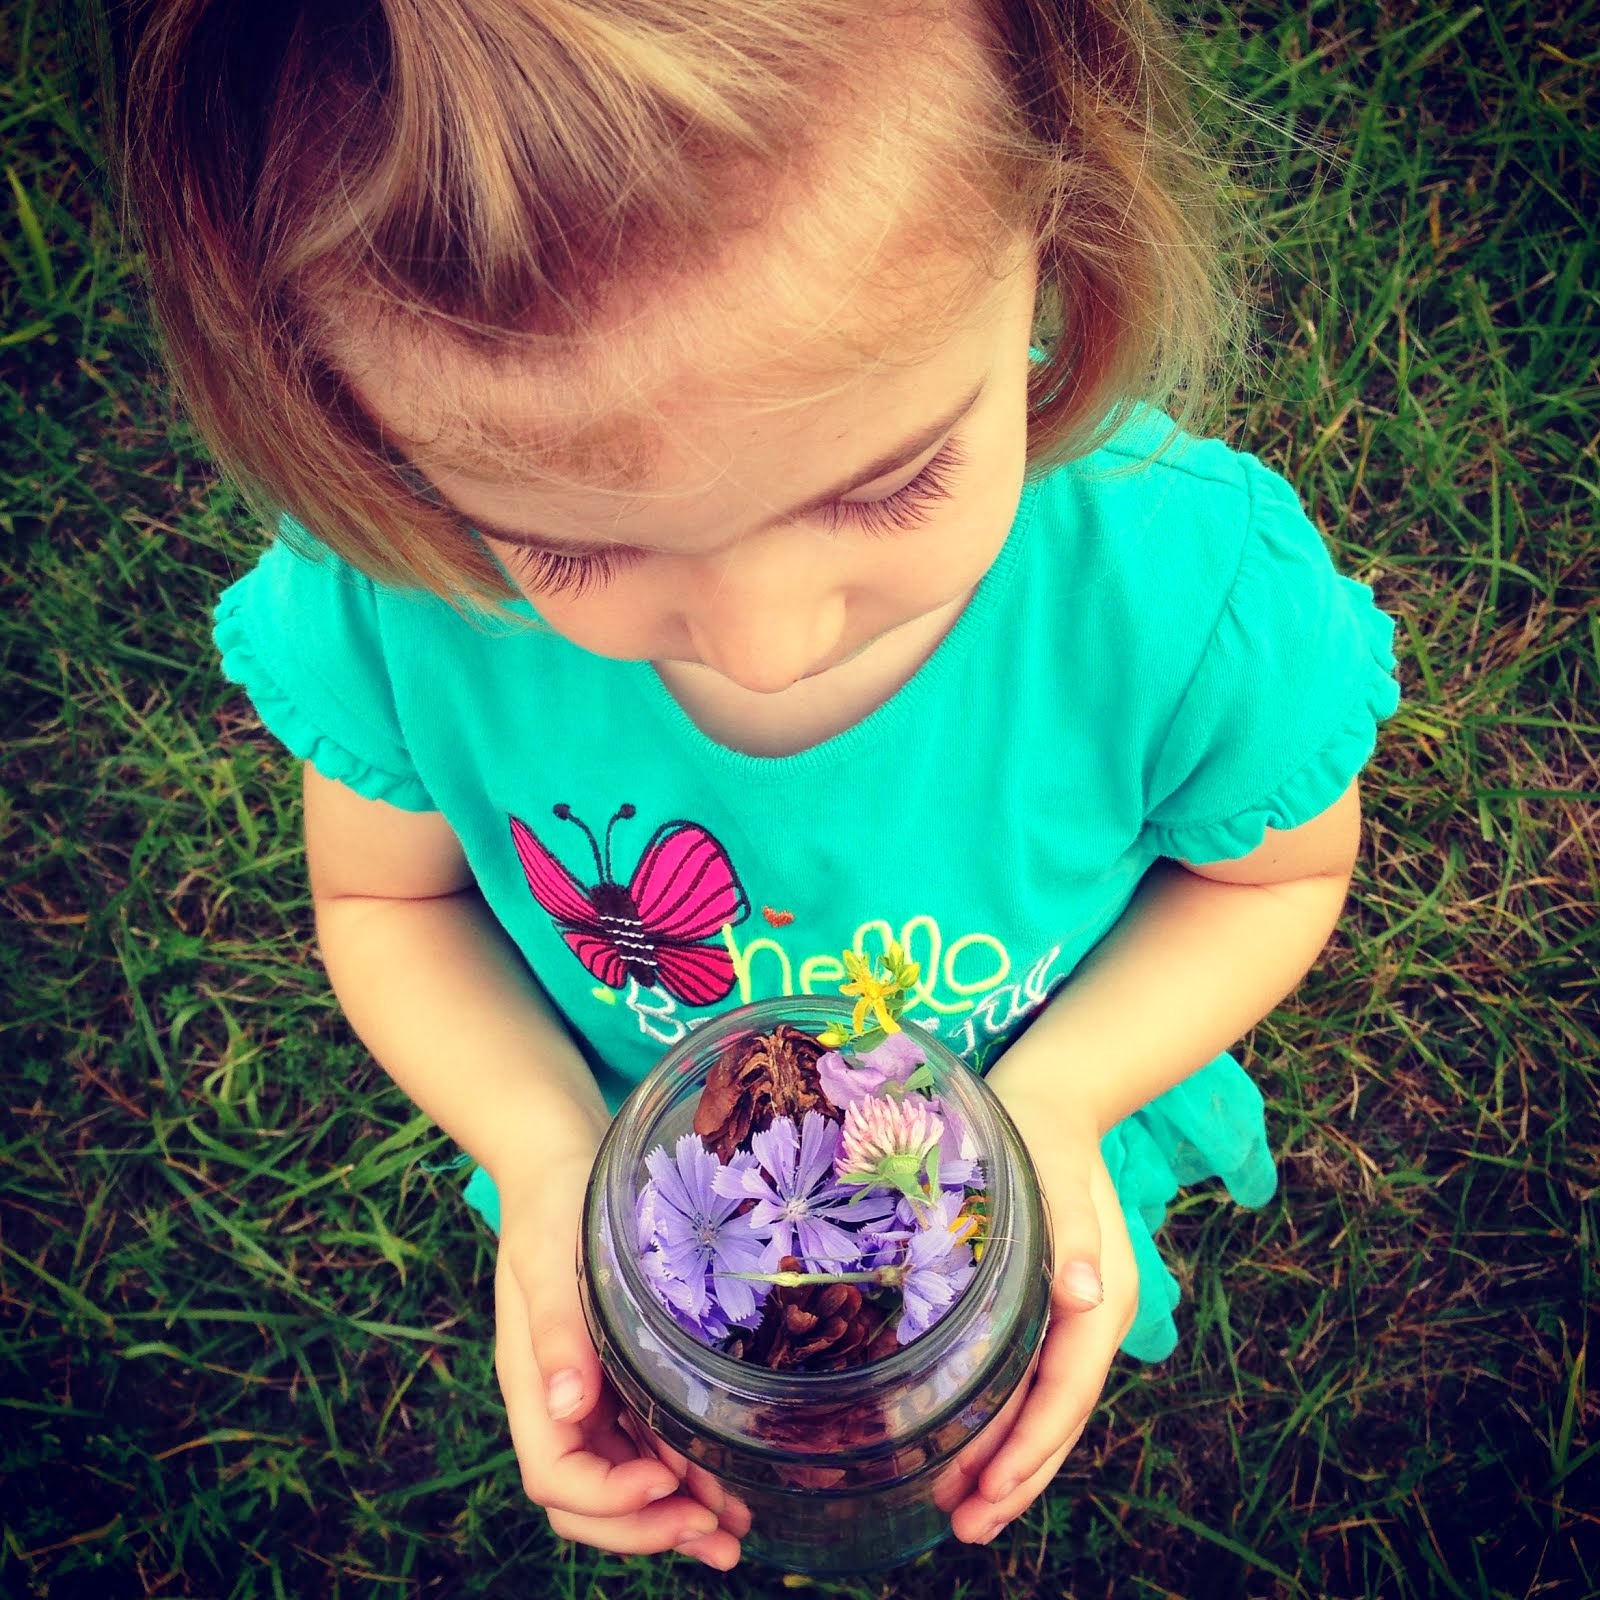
881, 1189, 978, 1344
643, 1133, 770, 1323
712, 1111, 895, 1272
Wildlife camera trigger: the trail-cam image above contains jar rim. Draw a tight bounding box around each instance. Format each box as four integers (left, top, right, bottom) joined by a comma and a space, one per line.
598, 998, 1014, 1401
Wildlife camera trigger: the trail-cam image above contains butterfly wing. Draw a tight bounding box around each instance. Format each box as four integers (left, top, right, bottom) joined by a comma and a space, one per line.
651, 940, 740, 1007
628, 822, 750, 943
561, 929, 631, 991
622, 822, 748, 1006
509, 814, 602, 925
509, 814, 637, 989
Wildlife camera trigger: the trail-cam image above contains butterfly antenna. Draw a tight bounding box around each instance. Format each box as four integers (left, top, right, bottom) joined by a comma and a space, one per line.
601, 804, 637, 882
551, 803, 605, 881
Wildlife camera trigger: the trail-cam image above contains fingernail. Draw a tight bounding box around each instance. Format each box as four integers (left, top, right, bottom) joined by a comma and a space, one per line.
975, 1519, 1006, 1544
645, 1481, 678, 1503
1062, 1261, 1103, 1306
682, 1512, 719, 1539
988, 1474, 1019, 1501
545, 1368, 584, 1419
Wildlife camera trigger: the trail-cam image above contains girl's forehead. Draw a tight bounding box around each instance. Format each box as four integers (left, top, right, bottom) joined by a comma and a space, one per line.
311, 0, 1035, 495
342, 233, 1022, 493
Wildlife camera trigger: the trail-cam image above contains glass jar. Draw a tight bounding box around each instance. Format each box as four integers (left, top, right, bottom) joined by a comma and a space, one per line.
578, 997, 1052, 1575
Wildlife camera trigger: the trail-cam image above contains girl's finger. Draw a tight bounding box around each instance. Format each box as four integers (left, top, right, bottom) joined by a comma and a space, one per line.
952, 1424, 1085, 1544
671, 1530, 743, 1570
1035, 1163, 1105, 1314
623, 1412, 753, 1542
546, 1498, 729, 1557
575, 1414, 743, 1565
930, 1345, 1041, 1513
505, 1163, 606, 1428
977, 1158, 1134, 1503
973, 1301, 1106, 1502
496, 1257, 678, 1515
704, 1474, 753, 1540
685, 1460, 742, 1529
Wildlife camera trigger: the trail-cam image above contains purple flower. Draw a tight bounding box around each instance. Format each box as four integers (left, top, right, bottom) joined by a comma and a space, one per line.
634, 1182, 745, 1342
642, 1134, 770, 1324
927, 1096, 980, 1173
864, 1189, 977, 1345
712, 1112, 896, 1272
643, 1267, 755, 1344
817, 1032, 927, 1111
899, 1222, 976, 1343
892, 1159, 982, 1230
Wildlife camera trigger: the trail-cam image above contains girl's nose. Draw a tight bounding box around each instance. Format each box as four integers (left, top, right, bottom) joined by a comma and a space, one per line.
684, 558, 845, 694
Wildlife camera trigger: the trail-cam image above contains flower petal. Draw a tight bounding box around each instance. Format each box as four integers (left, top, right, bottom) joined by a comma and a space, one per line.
794, 1109, 841, 1194
710, 1152, 771, 1203
749, 1115, 798, 1192
658, 1236, 709, 1287
644, 1141, 696, 1221
795, 1213, 863, 1273
715, 1226, 769, 1275
859, 1030, 925, 1081
817, 1050, 866, 1110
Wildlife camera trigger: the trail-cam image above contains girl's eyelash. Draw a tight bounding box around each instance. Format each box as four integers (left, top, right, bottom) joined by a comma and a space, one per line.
500, 541, 642, 598
819, 437, 966, 538
499, 435, 966, 595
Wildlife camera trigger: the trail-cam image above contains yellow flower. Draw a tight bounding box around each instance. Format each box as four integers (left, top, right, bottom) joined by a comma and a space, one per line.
882, 940, 921, 996
840, 950, 874, 983
952, 1194, 990, 1261
829, 945, 925, 1043
840, 949, 900, 1036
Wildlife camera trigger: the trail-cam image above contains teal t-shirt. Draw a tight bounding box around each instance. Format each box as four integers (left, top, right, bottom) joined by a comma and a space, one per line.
213, 402, 1399, 1361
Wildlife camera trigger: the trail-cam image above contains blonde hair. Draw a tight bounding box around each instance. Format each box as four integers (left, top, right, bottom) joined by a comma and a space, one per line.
117, 0, 1261, 602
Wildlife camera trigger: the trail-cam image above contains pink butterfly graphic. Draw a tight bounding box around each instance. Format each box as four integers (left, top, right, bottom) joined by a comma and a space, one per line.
509, 803, 750, 1006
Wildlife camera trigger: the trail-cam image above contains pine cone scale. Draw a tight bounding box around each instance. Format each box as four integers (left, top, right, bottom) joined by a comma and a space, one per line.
743, 1255, 894, 1372
693, 1025, 839, 1161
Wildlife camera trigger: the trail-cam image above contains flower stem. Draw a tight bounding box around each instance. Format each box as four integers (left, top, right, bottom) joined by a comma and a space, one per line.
724, 1266, 907, 1289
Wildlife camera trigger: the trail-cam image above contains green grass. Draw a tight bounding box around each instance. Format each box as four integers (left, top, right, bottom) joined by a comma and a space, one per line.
3, 0, 1597, 1595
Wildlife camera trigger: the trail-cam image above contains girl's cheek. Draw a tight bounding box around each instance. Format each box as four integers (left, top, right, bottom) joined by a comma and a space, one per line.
530, 580, 674, 660
927, 478, 1026, 587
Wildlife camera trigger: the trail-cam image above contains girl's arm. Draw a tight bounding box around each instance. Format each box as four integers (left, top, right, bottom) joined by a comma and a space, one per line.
984, 781, 1362, 1134
304, 766, 737, 1562
305, 767, 611, 1179
948, 783, 1363, 1541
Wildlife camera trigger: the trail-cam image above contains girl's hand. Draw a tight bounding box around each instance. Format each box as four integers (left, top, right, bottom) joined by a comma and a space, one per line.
934, 1090, 1139, 1543
493, 1154, 744, 1569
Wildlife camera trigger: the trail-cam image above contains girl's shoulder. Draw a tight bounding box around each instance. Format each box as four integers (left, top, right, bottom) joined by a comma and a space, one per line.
1016, 404, 1399, 860
1032, 402, 1299, 595
1020, 402, 1359, 667
216, 513, 539, 662
211, 516, 467, 811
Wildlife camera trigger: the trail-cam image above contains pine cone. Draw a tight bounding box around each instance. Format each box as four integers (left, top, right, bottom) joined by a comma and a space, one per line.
727, 1256, 903, 1373
692, 1025, 838, 1161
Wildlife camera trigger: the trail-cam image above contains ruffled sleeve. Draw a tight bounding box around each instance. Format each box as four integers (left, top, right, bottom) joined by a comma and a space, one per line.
1143, 457, 1400, 863
212, 520, 436, 812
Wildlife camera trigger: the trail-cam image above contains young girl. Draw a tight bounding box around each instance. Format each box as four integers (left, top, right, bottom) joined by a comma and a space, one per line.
119, 0, 1398, 1571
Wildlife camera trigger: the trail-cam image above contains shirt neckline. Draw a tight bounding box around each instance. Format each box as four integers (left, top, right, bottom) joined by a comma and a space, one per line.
624, 477, 1042, 783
